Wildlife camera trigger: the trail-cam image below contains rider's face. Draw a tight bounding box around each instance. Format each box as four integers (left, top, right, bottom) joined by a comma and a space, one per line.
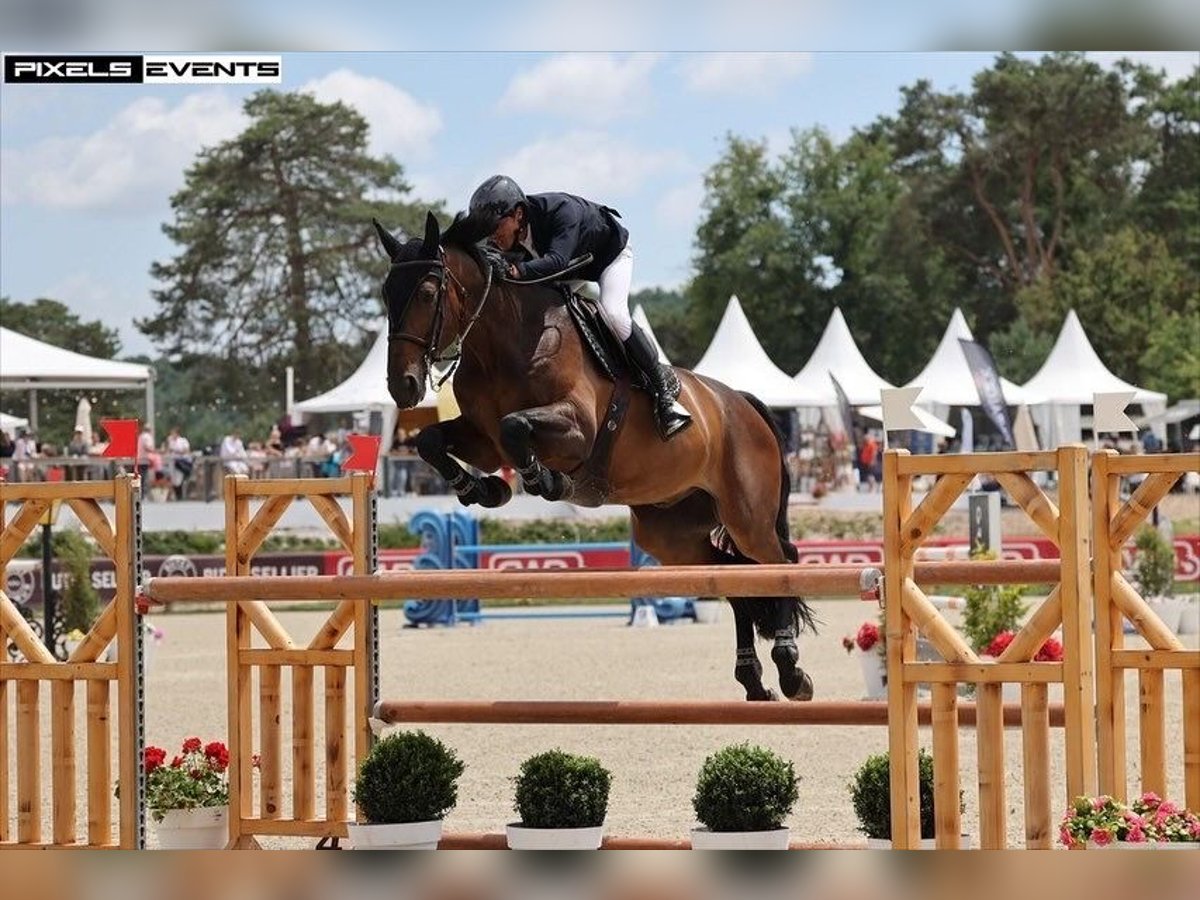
490, 207, 525, 251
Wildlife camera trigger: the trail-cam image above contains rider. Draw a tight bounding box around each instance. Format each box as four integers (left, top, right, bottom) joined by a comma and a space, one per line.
467, 175, 692, 440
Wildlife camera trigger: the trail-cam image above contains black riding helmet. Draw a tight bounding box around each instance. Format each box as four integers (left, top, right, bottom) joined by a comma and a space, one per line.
468, 175, 527, 233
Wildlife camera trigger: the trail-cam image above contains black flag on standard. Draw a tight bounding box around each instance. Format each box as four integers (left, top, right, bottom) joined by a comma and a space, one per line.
829, 372, 857, 457
959, 338, 1015, 449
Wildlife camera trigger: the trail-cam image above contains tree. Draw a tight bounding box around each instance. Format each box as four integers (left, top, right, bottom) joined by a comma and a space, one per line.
689, 135, 818, 373
0, 297, 130, 444
1139, 311, 1200, 403
139, 90, 438, 416
1014, 227, 1196, 389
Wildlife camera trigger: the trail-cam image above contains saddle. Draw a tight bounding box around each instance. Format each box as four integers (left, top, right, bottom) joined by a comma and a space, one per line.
561, 288, 648, 391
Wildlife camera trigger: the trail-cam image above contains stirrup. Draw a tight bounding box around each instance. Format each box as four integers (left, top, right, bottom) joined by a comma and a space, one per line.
655, 401, 692, 440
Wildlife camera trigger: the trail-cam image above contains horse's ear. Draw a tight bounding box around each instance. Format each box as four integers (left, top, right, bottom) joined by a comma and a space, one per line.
421, 211, 440, 257
372, 218, 404, 261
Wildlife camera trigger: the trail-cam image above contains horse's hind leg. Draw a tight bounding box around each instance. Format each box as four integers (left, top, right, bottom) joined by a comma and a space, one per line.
712, 495, 815, 702
631, 497, 776, 702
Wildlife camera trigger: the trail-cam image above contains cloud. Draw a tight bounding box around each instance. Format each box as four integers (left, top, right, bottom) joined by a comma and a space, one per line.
680, 52, 813, 94
492, 131, 686, 202
498, 53, 658, 120
656, 180, 705, 230
300, 69, 442, 159
1, 92, 245, 212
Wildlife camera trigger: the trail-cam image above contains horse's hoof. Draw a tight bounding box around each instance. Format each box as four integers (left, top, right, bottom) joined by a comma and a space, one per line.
781, 670, 814, 702
477, 475, 512, 508
746, 688, 779, 702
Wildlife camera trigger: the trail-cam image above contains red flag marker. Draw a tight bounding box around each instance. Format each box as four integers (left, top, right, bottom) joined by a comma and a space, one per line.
101, 419, 139, 458
342, 434, 382, 473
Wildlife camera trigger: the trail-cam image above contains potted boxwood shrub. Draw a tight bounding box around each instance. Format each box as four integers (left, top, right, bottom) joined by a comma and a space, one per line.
690, 743, 798, 849
507, 749, 612, 849
850, 748, 968, 848
348, 730, 465, 850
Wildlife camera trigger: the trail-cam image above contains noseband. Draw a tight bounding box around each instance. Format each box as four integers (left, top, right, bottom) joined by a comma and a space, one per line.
387, 248, 494, 388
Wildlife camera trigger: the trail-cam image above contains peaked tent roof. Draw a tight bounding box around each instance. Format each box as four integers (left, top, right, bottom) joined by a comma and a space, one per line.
293, 324, 436, 413
902, 309, 1039, 406
1022, 310, 1167, 405
792, 307, 895, 405
693, 296, 824, 407
0, 326, 152, 388
632, 304, 671, 365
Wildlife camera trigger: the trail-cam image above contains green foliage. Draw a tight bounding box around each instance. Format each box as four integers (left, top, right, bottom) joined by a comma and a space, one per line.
54, 531, 101, 633
478, 518, 631, 545
849, 748, 942, 840
788, 512, 882, 540
512, 750, 612, 829
1133, 525, 1176, 597
259, 534, 338, 552
631, 287, 704, 368
1015, 228, 1196, 396
961, 551, 1028, 652
1139, 310, 1200, 402
139, 89, 441, 424
352, 731, 465, 825
988, 315, 1058, 384
692, 743, 799, 833
142, 531, 224, 556
378, 521, 423, 549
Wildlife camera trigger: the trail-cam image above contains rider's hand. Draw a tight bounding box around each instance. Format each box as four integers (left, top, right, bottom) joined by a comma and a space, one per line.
507, 264, 520, 279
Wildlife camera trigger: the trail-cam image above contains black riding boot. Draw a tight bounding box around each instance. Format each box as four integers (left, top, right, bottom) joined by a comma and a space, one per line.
623, 324, 692, 440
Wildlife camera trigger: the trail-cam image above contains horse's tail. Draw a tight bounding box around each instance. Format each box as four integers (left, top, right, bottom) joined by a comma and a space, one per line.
738, 391, 818, 636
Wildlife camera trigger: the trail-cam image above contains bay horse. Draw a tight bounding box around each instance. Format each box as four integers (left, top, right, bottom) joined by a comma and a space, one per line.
375, 212, 816, 701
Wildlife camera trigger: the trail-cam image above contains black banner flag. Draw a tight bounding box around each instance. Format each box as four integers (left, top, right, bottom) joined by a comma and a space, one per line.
959, 338, 1015, 449
829, 372, 857, 455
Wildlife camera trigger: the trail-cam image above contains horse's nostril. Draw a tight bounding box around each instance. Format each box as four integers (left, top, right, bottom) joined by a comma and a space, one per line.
404, 375, 420, 399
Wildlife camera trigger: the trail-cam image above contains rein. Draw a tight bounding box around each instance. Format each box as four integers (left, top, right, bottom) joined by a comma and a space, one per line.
386, 248, 495, 390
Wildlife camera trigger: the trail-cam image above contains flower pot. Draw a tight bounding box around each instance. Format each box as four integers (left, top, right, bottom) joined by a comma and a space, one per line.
346, 819, 443, 850
506, 823, 604, 850
154, 806, 228, 849
693, 599, 722, 625
690, 827, 790, 850
858, 650, 887, 700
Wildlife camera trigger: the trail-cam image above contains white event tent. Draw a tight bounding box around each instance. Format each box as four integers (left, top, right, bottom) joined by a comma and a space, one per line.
0, 411, 29, 433
903, 309, 1040, 409
693, 296, 824, 408
1022, 310, 1167, 445
292, 323, 439, 439
0, 326, 155, 433
793, 307, 895, 406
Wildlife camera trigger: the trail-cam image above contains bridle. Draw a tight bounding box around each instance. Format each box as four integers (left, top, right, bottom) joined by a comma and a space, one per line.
386, 247, 494, 389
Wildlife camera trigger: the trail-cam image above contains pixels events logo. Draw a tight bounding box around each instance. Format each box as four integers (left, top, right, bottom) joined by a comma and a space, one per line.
3, 54, 281, 84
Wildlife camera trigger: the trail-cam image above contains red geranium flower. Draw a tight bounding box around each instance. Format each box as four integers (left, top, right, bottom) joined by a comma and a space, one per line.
985, 631, 1015, 657
1035, 636, 1064, 662
855, 621, 880, 653
143, 746, 166, 773
182, 737, 202, 753
171, 756, 183, 768
204, 741, 230, 772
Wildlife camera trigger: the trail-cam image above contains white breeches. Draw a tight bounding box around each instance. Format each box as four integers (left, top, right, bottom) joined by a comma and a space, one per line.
594, 244, 634, 341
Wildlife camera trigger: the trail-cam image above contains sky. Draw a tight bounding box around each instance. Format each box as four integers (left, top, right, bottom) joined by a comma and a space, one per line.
1, 47, 1195, 359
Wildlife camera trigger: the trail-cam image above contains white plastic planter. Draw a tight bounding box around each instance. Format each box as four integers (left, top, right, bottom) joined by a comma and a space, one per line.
506, 823, 604, 850
693, 600, 722, 625
690, 827, 790, 850
346, 819, 442, 850
154, 806, 228, 849
858, 650, 887, 700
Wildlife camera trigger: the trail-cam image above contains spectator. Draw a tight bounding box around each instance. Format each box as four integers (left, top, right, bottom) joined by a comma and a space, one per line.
13, 429, 38, 480
857, 431, 880, 493
1141, 429, 1163, 454
220, 428, 250, 476
164, 426, 192, 500
66, 426, 90, 481
0, 429, 11, 480
137, 425, 163, 483
266, 425, 284, 455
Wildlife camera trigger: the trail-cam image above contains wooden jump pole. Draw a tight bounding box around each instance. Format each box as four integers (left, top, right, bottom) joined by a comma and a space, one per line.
373, 699, 1067, 728
143, 558, 1062, 604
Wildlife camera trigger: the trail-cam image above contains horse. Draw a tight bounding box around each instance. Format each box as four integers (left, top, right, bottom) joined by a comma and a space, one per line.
374, 212, 816, 701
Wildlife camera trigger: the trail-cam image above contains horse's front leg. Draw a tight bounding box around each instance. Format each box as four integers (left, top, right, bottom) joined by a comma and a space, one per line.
415, 417, 511, 508
499, 402, 587, 502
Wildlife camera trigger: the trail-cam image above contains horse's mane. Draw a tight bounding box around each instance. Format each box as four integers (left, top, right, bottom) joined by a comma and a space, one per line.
441, 212, 489, 270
